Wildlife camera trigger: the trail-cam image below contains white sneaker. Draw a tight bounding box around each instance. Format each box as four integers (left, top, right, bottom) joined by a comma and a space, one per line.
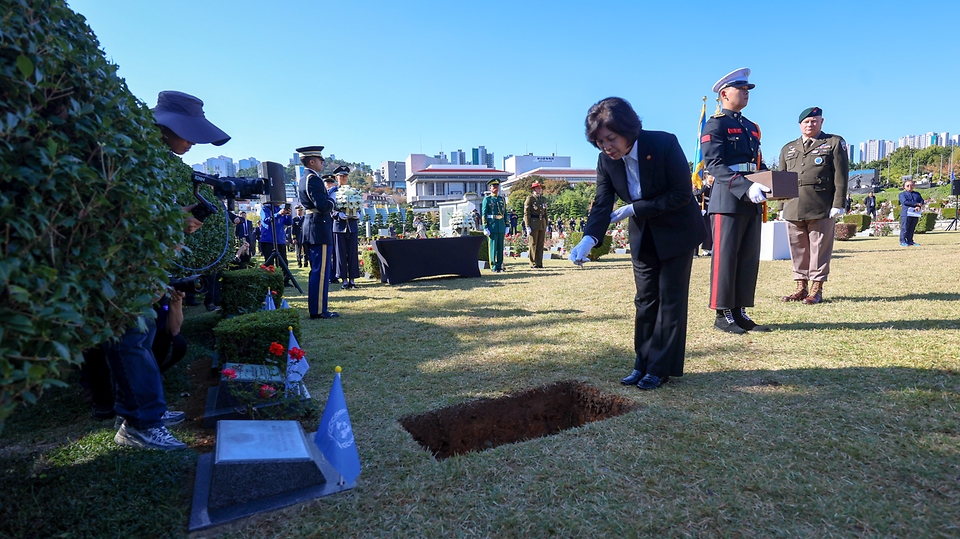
114, 423, 187, 451
161, 410, 186, 427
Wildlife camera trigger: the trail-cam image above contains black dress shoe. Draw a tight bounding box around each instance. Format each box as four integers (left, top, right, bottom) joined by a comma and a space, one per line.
715, 309, 747, 334
734, 308, 771, 332
637, 374, 668, 390
621, 370, 644, 385
320, 311, 339, 318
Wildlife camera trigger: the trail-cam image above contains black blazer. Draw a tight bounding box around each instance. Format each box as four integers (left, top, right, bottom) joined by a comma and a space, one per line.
583, 130, 705, 260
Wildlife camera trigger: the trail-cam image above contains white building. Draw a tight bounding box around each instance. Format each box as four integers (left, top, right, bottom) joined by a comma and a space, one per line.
238, 157, 260, 170
502, 154, 572, 177
380, 160, 406, 191
501, 167, 597, 193
404, 164, 508, 208
204, 156, 236, 176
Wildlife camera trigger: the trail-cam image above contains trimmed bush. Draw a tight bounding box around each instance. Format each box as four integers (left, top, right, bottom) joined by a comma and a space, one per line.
469, 230, 490, 262
362, 247, 381, 280
842, 214, 872, 232
893, 206, 901, 220
834, 223, 857, 241
220, 267, 284, 317
0, 0, 187, 429
566, 232, 614, 261
942, 208, 957, 220
914, 212, 938, 234
213, 309, 301, 366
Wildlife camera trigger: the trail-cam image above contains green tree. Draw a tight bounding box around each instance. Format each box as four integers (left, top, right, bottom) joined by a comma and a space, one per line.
236, 166, 258, 178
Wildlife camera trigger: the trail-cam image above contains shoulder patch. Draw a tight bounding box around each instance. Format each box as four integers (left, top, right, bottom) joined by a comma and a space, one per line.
840, 140, 847, 151
701, 134, 712, 143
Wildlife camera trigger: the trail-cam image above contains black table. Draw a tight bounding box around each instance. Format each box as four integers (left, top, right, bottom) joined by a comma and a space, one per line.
372, 236, 484, 285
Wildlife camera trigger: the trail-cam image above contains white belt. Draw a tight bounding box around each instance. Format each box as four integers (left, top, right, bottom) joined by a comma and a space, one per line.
729, 163, 758, 173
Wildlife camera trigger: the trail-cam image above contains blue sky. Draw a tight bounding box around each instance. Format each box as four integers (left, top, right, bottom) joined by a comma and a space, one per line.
68, 0, 960, 171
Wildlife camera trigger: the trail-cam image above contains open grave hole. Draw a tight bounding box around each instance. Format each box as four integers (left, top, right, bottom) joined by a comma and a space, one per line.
399, 380, 637, 460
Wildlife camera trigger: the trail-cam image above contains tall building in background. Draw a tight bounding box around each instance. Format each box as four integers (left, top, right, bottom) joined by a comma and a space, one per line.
380, 160, 407, 192
471, 146, 487, 167
847, 144, 855, 164
883, 141, 895, 158
238, 157, 260, 170
204, 156, 235, 176
451, 149, 466, 165
858, 142, 866, 163
951, 134, 960, 147
938, 132, 951, 146
863, 140, 886, 163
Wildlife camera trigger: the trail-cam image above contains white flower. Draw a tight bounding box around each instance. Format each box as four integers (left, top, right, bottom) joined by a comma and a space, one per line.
450, 210, 465, 229
336, 186, 363, 213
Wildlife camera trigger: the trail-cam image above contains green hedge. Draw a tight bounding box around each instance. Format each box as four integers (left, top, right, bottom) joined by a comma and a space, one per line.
220, 268, 285, 317
468, 230, 490, 262
834, 223, 857, 241
362, 247, 381, 280
0, 0, 187, 430
566, 232, 613, 261
942, 208, 957, 220
842, 214, 872, 232
914, 212, 938, 234
213, 309, 301, 366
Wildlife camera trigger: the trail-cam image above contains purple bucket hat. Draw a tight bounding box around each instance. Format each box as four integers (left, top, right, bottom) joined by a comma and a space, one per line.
152, 90, 230, 146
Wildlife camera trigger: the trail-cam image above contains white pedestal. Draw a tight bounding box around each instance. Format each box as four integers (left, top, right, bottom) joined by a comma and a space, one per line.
760, 221, 791, 261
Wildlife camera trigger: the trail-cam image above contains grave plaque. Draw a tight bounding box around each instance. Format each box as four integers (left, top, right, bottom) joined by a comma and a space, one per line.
189, 420, 354, 532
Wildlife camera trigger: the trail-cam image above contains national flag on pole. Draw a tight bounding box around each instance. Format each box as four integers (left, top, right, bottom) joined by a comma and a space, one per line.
314, 367, 361, 484
263, 289, 276, 310
285, 326, 309, 392
692, 97, 707, 190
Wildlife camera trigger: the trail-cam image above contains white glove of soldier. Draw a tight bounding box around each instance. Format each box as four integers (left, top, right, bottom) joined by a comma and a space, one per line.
829, 208, 845, 218
483, 228, 490, 237
610, 204, 635, 224
526, 227, 532, 235
568, 236, 597, 266
747, 182, 771, 204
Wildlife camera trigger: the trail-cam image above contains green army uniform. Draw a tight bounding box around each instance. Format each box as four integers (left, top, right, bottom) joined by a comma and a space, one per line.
524, 189, 548, 268
482, 180, 507, 272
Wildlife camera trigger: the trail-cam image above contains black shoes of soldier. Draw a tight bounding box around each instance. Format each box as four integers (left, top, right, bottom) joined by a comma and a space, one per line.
734, 308, 771, 332
637, 374, 669, 390
715, 309, 747, 334
310, 311, 340, 319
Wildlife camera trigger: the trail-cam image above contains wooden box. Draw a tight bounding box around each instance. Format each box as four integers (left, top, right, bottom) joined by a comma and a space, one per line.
749, 171, 798, 200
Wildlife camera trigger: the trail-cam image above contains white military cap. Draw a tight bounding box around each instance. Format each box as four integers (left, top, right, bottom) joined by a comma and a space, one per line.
712, 68, 755, 93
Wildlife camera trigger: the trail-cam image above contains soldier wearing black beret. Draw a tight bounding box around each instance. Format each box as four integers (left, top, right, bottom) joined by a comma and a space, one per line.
778, 107, 849, 305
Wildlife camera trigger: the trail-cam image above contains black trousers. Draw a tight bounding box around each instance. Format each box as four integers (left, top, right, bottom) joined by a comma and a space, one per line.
632, 226, 696, 378
335, 232, 360, 280
708, 212, 761, 310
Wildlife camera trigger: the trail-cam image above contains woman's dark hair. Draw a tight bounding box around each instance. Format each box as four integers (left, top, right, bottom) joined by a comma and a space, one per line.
585, 97, 642, 148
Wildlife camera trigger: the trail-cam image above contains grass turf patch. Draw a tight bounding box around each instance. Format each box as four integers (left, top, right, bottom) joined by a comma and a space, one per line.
1, 232, 959, 538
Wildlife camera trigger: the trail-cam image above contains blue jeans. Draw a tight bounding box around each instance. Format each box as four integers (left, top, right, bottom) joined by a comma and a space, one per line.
103, 317, 167, 429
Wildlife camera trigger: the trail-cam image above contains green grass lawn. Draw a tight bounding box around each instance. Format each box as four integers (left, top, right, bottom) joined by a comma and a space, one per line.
2, 231, 959, 538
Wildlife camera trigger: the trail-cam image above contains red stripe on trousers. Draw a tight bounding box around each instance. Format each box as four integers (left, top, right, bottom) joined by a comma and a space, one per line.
709, 214, 722, 309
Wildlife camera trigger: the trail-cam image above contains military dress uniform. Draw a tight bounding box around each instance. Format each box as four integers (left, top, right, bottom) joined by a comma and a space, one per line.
331, 166, 360, 287
524, 187, 548, 268
482, 180, 507, 272
296, 146, 337, 318
324, 176, 340, 284
778, 108, 848, 304
292, 210, 305, 267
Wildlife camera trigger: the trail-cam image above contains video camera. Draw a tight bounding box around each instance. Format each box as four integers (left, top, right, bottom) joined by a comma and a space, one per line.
168, 275, 208, 295
189, 161, 288, 222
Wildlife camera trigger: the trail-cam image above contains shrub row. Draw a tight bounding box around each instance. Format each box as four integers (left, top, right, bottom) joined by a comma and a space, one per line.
213, 308, 301, 366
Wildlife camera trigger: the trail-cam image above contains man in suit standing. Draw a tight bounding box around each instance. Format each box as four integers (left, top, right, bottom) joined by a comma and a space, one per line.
778, 107, 849, 305
482, 179, 507, 272
569, 97, 705, 390
524, 181, 548, 268
332, 165, 360, 289
865, 191, 877, 220
296, 146, 338, 319
702, 67, 772, 334
292, 206, 305, 267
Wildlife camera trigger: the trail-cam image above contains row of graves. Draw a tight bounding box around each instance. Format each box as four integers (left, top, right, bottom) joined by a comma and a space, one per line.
189, 266, 360, 532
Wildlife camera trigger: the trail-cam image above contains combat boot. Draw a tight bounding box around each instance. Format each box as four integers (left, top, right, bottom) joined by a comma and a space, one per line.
803, 281, 823, 305
781, 280, 808, 302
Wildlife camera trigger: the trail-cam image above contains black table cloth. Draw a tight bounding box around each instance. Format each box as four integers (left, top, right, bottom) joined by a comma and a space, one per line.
372, 236, 484, 285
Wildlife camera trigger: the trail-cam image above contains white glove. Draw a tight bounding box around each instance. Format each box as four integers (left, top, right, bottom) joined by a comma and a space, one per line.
526, 227, 532, 235
568, 236, 597, 265
829, 208, 845, 218
483, 228, 490, 237
701, 209, 707, 216
747, 182, 771, 204
610, 204, 635, 223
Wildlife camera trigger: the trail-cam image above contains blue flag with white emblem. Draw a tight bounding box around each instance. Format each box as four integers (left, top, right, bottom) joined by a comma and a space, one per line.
315, 368, 360, 484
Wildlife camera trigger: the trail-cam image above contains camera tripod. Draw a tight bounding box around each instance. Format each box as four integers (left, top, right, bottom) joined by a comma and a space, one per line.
263, 203, 303, 294
946, 194, 959, 231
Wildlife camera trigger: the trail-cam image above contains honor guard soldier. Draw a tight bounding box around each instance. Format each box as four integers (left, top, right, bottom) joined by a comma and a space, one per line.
292, 206, 305, 267
482, 179, 507, 272
524, 181, 548, 268
296, 146, 338, 319
778, 107, 849, 305
322, 174, 340, 284
331, 165, 360, 288
703, 68, 772, 334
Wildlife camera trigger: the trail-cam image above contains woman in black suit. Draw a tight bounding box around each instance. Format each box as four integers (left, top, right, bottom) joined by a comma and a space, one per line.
569, 97, 705, 389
